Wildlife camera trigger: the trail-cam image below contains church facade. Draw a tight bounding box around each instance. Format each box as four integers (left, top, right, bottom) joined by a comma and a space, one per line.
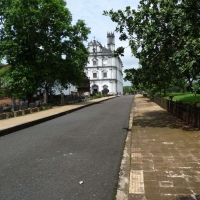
85, 33, 123, 95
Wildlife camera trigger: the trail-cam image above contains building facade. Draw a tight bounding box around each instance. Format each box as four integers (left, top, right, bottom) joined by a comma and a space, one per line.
85, 33, 123, 95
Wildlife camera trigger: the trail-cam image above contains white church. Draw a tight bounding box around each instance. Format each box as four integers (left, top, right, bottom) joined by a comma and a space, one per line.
85, 32, 123, 95
52, 32, 123, 96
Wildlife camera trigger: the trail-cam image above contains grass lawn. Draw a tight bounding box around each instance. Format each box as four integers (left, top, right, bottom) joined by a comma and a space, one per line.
165, 92, 200, 104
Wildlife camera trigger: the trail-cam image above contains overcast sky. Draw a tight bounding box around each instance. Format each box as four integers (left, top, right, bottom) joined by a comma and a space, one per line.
66, 0, 140, 86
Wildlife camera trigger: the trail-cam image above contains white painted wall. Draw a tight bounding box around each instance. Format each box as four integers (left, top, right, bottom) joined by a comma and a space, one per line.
53, 85, 77, 95
85, 50, 123, 94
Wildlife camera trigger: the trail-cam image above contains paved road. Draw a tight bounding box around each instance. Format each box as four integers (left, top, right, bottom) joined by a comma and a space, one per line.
0, 95, 134, 200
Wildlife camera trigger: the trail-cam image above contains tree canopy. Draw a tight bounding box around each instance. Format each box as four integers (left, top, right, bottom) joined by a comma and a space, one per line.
123, 86, 135, 94
104, 0, 200, 97
0, 0, 90, 100
0, 66, 10, 97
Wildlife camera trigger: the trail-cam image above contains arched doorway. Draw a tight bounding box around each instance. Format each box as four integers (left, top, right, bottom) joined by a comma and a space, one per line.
102, 85, 109, 94
92, 84, 99, 94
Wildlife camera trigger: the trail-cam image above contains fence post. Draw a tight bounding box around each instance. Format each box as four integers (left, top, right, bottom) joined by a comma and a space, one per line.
192, 107, 195, 127
154, 96, 199, 129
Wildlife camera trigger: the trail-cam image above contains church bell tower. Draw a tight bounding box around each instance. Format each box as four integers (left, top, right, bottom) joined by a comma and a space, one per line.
107, 32, 115, 51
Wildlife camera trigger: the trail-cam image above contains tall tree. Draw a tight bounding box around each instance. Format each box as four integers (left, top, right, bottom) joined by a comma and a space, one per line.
0, 66, 10, 97
0, 0, 90, 102
104, 0, 200, 96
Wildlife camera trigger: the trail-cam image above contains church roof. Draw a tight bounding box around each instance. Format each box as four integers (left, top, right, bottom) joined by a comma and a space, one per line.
88, 39, 102, 47
88, 41, 93, 46
102, 46, 111, 52
88, 39, 112, 53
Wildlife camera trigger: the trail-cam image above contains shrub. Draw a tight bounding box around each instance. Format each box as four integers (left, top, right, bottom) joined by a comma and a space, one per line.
95, 94, 102, 98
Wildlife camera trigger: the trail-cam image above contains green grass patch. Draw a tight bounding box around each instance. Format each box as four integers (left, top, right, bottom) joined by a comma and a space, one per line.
165, 92, 200, 104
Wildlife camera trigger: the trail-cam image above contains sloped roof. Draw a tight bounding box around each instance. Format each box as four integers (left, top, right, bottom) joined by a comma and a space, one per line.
102, 46, 111, 53
88, 40, 102, 46
88, 39, 112, 54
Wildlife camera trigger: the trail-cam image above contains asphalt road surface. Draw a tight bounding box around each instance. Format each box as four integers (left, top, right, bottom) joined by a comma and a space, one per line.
0, 95, 134, 200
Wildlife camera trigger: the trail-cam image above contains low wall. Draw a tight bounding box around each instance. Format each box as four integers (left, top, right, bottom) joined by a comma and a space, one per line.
0, 107, 50, 120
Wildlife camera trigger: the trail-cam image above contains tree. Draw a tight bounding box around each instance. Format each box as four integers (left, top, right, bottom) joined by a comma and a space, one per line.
0, 0, 90, 102
124, 68, 143, 90
123, 86, 133, 94
104, 0, 200, 97
0, 65, 11, 97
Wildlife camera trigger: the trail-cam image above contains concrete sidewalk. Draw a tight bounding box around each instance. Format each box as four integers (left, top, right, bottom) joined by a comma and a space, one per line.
128, 94, 200, 200
0, 96, 116, 136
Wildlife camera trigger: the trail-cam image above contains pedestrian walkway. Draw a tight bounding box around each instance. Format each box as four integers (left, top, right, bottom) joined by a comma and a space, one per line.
129, 94, 200, 200
0, 96, 115, 136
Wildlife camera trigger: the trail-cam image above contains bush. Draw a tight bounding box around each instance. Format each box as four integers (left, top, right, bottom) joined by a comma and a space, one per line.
95, 94, 102, 98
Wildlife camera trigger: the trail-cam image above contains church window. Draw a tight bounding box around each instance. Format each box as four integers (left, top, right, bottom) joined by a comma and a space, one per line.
103, 58, 107, 66
103, 72, 107, 78
93, 73, 97, 78
93, 61, 97, 66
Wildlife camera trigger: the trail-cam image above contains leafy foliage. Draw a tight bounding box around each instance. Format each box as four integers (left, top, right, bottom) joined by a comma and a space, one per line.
123, 86, 134, 94
0, 0, 90, 100
0, 66, 12, 97
104, 0, 200, 97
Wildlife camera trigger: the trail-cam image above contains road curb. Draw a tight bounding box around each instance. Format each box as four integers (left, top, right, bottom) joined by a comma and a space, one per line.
115, 96, 135, 199
0, 97, 116, 137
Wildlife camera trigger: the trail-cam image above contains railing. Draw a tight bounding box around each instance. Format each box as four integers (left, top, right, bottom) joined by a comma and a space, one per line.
154, 96, 200, 129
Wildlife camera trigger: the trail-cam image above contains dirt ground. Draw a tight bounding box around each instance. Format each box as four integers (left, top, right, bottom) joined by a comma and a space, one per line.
0, 98, 11, 106
0, 98, 19, 106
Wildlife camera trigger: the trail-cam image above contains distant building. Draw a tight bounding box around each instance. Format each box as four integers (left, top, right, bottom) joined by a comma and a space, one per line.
85, 32, 123, 95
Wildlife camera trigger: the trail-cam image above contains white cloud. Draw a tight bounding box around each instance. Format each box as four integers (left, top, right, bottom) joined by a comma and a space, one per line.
66, 0, 140, 86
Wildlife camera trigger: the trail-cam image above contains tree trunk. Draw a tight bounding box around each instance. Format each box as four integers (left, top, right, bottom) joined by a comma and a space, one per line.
26, 92, 33, 104
44, 86, 49, 104
182, 86, 185, 93
164, 89, 166, 96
